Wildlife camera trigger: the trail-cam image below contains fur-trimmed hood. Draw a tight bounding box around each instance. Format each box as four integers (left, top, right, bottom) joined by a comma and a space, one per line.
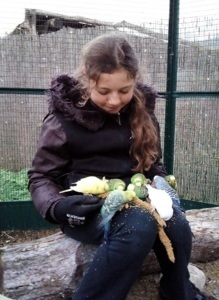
47, 74, 158, 131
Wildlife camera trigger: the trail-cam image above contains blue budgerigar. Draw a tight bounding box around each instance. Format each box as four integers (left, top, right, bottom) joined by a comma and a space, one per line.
153, 175, 181, 207
99, 190, 135, 241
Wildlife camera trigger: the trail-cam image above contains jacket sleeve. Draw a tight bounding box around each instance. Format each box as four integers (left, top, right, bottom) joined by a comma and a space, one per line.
27, 114, 71, 221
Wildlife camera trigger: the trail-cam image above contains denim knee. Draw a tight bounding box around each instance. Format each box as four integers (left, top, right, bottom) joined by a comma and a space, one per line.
109, 207, 158, 259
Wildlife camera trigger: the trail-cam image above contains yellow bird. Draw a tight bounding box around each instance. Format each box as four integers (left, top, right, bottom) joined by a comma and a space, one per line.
60, 176, 109, 194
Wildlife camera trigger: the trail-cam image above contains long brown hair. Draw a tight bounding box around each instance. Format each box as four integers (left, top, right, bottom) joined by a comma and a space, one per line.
74, 33, 159, 172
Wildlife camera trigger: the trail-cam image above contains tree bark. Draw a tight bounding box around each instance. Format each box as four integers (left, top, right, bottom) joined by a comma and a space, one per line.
0, 207, 218, 300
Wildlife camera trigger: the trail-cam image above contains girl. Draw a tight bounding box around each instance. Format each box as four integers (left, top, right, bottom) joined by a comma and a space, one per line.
28, 33, 215, 300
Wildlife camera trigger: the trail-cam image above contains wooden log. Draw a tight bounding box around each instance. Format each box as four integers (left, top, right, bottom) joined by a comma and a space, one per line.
187, 207, 219, 262
0, 207, 218, 300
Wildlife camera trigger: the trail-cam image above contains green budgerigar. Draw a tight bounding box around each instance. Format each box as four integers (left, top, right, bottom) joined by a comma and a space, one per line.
105, 178, 126, 191
130, 173, 149, 186
127, 173, 150, 199
165, 175, 177, 190
127, 183, 148, 199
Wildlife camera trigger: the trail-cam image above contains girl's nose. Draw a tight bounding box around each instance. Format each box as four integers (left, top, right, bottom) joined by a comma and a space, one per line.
108, 93, 120, 105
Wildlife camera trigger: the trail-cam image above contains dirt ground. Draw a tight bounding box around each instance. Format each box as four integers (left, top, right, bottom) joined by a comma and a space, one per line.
0, 229, 218, 299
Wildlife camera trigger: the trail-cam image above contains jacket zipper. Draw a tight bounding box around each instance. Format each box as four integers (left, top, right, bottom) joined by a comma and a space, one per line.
117, 112, 121, 125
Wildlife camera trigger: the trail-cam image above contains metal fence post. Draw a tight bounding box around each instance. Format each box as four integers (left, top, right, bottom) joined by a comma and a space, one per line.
164, 0, 180, 174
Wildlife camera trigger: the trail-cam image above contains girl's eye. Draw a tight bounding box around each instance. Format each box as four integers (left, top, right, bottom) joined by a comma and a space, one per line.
97, 89, 130, 95
120, 90, 129, 94
98, 90, 109, 95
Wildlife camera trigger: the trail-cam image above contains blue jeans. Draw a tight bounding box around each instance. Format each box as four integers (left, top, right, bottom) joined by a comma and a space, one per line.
62, 207, 193, 300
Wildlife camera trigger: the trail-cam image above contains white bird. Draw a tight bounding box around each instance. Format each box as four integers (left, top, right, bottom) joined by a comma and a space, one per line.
146, 184, 173, 221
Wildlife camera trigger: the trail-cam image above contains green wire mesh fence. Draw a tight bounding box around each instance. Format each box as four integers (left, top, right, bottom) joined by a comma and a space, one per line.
0, 0, 218, 229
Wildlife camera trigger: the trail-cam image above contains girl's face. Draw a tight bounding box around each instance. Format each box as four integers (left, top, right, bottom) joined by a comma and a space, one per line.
89, 68, 135, 114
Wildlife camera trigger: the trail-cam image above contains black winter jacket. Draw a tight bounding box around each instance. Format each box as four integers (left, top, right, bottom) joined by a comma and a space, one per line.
28, 74, 167, 221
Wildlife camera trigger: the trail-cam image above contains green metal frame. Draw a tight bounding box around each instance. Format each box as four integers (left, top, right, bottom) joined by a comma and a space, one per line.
163, 0, 219, 174
163, 0, 180, 174
0, 87, 45, 95
0, 199, 217, 231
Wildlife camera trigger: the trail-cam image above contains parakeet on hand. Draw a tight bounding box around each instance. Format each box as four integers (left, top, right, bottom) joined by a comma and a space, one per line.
146, 184, 174, 221
100, 190, 136, 241
153, 175, 181, 207
60, 176, 109, 194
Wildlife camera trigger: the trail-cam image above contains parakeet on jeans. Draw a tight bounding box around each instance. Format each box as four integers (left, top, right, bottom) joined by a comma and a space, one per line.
100, 190, 135, 241
146, 184, 174, 221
